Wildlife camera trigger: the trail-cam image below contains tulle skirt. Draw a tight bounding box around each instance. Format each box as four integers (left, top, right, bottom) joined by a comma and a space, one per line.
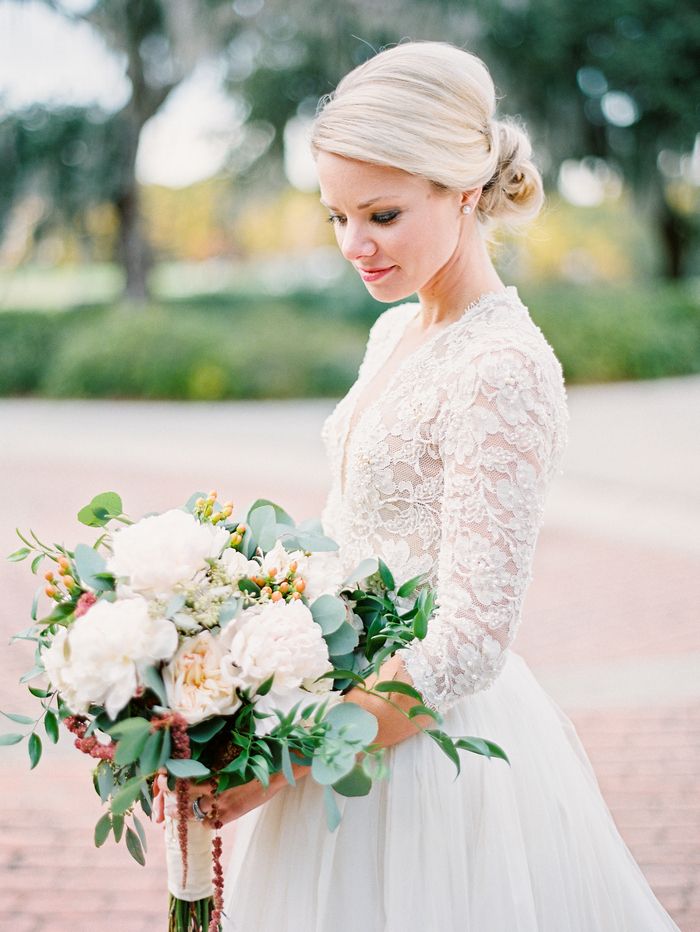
222, 653, 680, 932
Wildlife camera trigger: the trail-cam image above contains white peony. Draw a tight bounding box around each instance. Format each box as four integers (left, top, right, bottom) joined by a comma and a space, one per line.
162, 631, 241, 725
304, 550, 344, 600
41, 598, 178, 719
220, 548, 261, 582
107, 509, 230, 600
219, 599, 331, 733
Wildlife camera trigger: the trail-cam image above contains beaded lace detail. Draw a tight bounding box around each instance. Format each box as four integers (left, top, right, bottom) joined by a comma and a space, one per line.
321, 288, 568, 712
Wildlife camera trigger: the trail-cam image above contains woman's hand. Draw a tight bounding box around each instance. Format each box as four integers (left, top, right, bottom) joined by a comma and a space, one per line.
152, 764, 310, 828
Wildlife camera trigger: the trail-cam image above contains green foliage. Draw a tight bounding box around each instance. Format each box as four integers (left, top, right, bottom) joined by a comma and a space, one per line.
524, 282, 700, 383
1, 280, 698, 399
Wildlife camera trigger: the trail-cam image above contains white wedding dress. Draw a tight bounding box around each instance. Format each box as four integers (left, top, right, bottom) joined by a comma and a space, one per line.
223, 288, 680, 931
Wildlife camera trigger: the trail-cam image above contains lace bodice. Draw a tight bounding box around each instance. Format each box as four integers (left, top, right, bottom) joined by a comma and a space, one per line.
321, 287, 568, 712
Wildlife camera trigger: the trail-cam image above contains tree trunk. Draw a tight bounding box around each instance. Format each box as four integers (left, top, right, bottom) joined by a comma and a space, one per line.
116, 183, 151, 301
658, 197, 695, 280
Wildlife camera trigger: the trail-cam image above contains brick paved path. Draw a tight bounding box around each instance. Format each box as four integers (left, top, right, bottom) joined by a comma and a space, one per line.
1, 384, 699, 931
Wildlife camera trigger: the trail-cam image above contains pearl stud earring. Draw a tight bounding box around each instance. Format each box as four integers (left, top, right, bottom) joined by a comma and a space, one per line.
461, 204, 472, 215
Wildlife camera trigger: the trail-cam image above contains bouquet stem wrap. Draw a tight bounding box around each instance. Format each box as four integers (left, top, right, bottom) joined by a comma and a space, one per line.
165, 814, 214, 901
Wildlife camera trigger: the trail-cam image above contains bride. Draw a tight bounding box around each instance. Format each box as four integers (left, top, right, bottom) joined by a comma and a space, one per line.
161, 42, 681, 931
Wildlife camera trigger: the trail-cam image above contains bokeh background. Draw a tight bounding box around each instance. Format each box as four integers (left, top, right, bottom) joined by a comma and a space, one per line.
1, 3, 700, 931
0, 0, 699, 399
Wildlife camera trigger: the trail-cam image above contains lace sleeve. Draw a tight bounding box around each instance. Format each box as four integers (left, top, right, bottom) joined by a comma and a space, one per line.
400, 347, 561, 713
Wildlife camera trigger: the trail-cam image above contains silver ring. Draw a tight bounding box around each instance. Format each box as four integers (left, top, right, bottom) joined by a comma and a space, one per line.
192, 797, 206, 822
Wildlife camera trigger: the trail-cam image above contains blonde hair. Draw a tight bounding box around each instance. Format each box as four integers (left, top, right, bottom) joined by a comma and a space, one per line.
311, 41, 543, 227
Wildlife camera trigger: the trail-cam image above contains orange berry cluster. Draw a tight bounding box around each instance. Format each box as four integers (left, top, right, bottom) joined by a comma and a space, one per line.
195, 489, 234, 525
254, 559, 307, 604
44, 555, 78, 600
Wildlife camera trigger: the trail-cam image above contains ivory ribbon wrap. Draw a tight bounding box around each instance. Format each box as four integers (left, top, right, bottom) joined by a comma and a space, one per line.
164, 813, 215, 901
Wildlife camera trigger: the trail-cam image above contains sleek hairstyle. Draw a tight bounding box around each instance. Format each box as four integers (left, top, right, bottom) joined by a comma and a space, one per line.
311, 41, 543, 227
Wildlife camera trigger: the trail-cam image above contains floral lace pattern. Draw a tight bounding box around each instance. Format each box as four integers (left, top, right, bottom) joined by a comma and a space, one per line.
322, 288, 568, 712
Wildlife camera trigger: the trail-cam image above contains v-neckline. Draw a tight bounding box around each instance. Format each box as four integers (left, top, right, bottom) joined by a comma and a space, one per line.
339, 289, 513, 492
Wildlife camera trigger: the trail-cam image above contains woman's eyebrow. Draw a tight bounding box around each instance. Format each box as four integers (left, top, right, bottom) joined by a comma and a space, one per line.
320, 195, 399, 211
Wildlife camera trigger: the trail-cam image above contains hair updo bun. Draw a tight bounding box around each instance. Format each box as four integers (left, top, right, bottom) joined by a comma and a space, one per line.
311, 41, 543, 229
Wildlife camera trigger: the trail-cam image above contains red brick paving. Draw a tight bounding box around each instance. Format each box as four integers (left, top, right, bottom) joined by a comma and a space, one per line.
2, 423, 699, 930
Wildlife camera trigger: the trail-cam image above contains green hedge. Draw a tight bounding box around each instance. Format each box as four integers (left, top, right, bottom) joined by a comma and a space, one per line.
1, 281, 699, 399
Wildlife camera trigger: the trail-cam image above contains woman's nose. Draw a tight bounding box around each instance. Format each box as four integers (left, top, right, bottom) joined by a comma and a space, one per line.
339, 223, 377, 262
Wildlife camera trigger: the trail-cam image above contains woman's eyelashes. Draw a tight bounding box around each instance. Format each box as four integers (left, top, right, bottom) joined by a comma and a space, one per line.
326, 210, 401, 226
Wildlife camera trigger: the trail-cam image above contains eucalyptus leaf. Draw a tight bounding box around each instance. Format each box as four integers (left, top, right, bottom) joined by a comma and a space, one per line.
141, 665, 167, 706
280, 743, 296, 786
248, 499, 296, 527
342, 558, 379, 587
74, 544, 112, 591
96, 761, 115, 802
166, 758, 211, 780
94, 813, 112, 847
115, 725, 151, 767
78, 492, 123, 528
126, 826, 146, 866
188, 717, 227, 744
309, 594, 346, 635
111, 776, 145, 816
324, 621, 359, 657
247, 504, 277, 553
218, 596, 242, 625
30, 553, 45, 575
324, 785, 342, 832
7, 547, 31, 562
112, 812, 125, 842
323, 702, 378, 746
165, 594, 186, 619
311, 744, 357, 785
332, 763, 373, 798
133, 815, 148, 852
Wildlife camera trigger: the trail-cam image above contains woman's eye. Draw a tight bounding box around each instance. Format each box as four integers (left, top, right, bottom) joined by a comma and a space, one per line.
372, 211, 400, 224
327, 214, 346, 225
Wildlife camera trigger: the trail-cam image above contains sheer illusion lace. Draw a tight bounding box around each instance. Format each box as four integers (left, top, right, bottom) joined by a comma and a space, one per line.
321, 288, 568, 712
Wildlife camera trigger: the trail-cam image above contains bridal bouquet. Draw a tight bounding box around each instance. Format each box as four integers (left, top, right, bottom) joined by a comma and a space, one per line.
3, 491, 506, 932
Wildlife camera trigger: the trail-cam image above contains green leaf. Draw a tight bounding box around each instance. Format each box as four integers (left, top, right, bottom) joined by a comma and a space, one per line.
371, 680, 424, 702
28, 733, 42, 769
125, 826, 146, 866
138, 730, 164, 777
255, 674, 275, 698
112, 812, 125, 842
323, 702, 378, 746
115, 722, 152, 767
280, 743, 296, 786
19, 664, 44, 685
455, 737, 509, 763
247, 499, 296, 528
247, 504, 277, 553
397, 574, 424, 598
324, 785, 342, 832
407, 704, 440, 722
73, 544, 113, 591
141, 665, 167, 706
108, 718, 152, 740
0, 733, 24, 746
7, 547, 31, 562
238, 577, 261, 596
166, 758, 211, 780
77, 492, 124, 528
218, 596, 242, 625
413, 610, 428, 641
133, 815, 148, 853
30, 553, 45, 575
96, 761, 115, 802
111, 776, 146, 816
44, 710, 59, 744
342, 558, 379, 587
188, 717, 226, 744
94, 813, 112, 847
28, 686, 50, 699
30, 586, 40, 621
377, 559, 395, 591
309, 595, 347, 635
1, 711, 35, 725
427, 730, 461, 775
324, 621, 359, 657
332, 763, 373, 797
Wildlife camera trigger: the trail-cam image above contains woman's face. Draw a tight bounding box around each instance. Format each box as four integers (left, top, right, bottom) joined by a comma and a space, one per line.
316, 152, 465, 304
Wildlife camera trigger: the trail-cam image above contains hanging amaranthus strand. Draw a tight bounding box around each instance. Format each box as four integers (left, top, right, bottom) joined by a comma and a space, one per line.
208, 777, 224, 932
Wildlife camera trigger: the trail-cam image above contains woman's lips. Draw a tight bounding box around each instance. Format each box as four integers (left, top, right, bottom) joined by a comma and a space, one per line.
356, 266, 395, 282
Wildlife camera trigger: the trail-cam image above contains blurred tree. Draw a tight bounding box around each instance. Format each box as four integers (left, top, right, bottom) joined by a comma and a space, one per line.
0, 0, 238, 298
465, 0, 700, 278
